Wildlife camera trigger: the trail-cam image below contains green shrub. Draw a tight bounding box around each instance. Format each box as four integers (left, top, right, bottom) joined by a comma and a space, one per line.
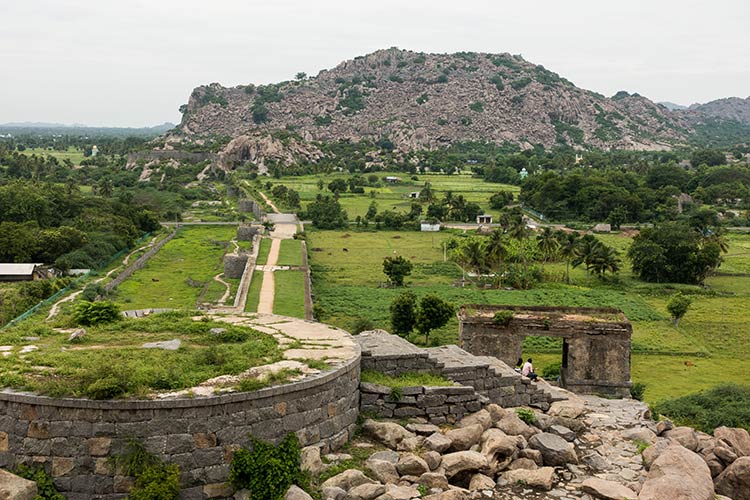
81, 283, 106, 301
14, 465, 65, 500
492, 310, 514, 327
73, 300, 121, 326
229, 433, 304, 500
630, 382, 646, 401
541, 362, 561, 380
107, 439, 180, 500
515, 408, 536, 424
128, 464, 180, 500
351, 317, 374, 334
653, 384, 750, 432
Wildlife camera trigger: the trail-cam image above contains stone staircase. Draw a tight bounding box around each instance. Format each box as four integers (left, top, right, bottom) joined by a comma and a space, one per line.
355, 330, 563, 410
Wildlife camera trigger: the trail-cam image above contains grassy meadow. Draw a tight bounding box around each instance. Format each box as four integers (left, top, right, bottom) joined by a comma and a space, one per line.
263, 172, 519, 220
20, 146, 86, 165
113, 226, 235, 309
307, 229, 750, 403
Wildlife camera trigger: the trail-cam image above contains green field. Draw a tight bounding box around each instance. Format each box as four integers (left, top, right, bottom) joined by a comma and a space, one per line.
256, 238, 272, 266
273, 271, 306, 318
20, 146, 86, 165
307, 229, 750, 403
114, 226, 235, 309
262, 172, 519, 220
277, 239, 303, 267
244, 270, 264, 313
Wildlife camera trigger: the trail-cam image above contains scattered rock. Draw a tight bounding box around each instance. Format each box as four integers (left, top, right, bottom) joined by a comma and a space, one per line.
396, 454, 429, 476
209, 327, 227, 335
321, 469, 376, 491
581, 477, 637, 500
406, 423, 440, 435
620, 426, 656, 443
285, 485, 313, 500
714, 444, 738, 465
446, 424, 484, 451
457, 409, 492, 431
548, 424, 576, 442
715, 456, 750, 500
486, 404, 507, 423
639, 445, 714, 500
656, 419, 674, 436
421, 450, 441, 470
548, 400, 585, 419
480, 429, 518, 459
528, 432, 577, 466
384, 484, 421, 500
301, 446, 325, 475
714, 426, 750, 456
495, 412, 535, 440
507, 458, 537, 470
0, 470, 37, 500
440, 451, 489, 478
663, 426, 698, 451
419, 472, 450, 490
68, 328, 86, 341
365, 459, 399, 485
641, 439, 670, 470
362, 420, 416, 449
347, 483, 386, 500
424, 432, 452, 453
369, 450, 400, 464
468, 473, 495, 490
322, 486, 346, 500
142, 339, 181, 350
519, 448, 544, 466
502, 467, 555, 491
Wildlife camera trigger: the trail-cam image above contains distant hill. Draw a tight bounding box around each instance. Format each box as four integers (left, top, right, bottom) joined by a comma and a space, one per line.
173, 48, 690, 154
685, 97, 750, 125
0, 122, 176, 136
659, 101, 688, 111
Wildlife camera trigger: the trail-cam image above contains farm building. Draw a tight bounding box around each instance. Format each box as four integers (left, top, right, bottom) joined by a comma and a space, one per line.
476, 214, 493, 224
384, 176, 401, 183
0, 263, 44, 282
408, 191, 420, 199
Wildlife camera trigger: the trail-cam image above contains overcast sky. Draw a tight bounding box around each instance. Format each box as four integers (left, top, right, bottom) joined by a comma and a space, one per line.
2, 0, 748, 127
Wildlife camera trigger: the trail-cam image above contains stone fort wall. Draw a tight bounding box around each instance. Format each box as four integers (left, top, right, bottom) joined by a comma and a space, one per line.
0, 353, 360, 500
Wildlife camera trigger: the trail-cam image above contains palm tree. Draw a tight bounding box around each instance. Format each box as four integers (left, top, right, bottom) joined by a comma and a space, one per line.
450, 238, 487, 283
557, 231, 580, 284
573, 235, 602, 274
536, 227, 560, 271
588, 245, 621, 278
485, 230, 508, 285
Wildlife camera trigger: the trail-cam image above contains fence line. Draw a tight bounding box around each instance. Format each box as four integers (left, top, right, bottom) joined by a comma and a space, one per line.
0, 232, 155, 331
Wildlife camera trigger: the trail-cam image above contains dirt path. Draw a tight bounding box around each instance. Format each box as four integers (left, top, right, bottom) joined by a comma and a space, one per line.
213, 274, 231, 304
46, 235, 160, 320
257, 239, 281, 314
257, 191, 280, 214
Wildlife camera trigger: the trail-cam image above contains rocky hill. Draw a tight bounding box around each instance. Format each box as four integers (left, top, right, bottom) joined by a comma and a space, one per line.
172, 48, 691, 159
685, 97, 750, 124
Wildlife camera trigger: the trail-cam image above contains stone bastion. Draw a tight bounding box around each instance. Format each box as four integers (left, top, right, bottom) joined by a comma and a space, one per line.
0, 314, 360, 500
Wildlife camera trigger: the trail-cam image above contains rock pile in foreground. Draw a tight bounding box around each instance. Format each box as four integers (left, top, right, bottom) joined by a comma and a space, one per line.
289, 394, 749, 500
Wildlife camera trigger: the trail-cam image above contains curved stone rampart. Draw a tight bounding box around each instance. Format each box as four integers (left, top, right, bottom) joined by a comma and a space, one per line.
0, 349, 360, 499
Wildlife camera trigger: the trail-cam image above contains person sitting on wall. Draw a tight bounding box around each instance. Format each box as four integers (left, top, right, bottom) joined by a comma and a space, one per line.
514, 357, 523, 373
521, 358, 538, 381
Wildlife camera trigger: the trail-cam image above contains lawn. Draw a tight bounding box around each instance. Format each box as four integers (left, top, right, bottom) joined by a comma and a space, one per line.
273, 271, 306, 318
277, 239, 303, 267
20, 146, 86, 165
307, 228, 750, 402
260, 172, 519, 220
0, 311, 281, 398
256, 238, 272, 266
244, 270, 264, 313
113, 225, 235, 309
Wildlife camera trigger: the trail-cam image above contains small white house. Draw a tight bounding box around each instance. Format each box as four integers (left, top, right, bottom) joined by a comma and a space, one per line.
384, 176, 401, 183
420, 221, 441, 232
476, 214, 493, 224
0, 263, 43, 282
408, 192, 420, 199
